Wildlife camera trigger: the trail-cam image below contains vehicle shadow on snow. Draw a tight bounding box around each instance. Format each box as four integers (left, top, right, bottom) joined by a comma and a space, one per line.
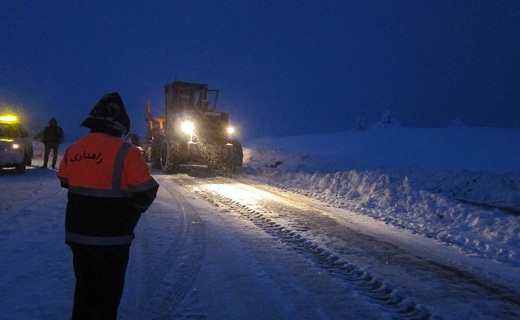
149, 164, 241, 179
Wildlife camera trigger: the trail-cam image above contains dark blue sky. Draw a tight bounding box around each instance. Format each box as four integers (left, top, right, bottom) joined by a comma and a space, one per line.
1, 1, 519, 141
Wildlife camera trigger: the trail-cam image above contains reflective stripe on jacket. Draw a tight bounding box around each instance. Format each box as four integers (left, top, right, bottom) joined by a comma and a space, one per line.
57, 133, 159, 246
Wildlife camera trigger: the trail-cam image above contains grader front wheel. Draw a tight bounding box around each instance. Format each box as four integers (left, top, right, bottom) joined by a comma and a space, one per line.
159, 142, 181, 174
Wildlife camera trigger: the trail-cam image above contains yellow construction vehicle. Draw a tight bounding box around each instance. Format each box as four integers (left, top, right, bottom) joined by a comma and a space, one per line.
145, 81, 242, 175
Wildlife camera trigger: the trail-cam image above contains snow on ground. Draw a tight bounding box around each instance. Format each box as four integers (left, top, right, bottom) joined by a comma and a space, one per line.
242, 125, 520, 268
1, 125, 519, 319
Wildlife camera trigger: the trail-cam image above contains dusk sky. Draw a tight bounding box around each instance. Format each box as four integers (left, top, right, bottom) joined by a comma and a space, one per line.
1, 1, 519, 141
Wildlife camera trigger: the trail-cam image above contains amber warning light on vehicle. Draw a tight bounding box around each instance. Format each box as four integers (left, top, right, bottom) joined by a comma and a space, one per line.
0, 115, 19, 123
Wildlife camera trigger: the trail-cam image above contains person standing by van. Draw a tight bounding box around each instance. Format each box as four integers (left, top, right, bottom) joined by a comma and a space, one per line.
41, 117, 64, 169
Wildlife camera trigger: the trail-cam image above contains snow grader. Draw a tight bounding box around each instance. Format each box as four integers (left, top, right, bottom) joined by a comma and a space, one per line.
144, 80, 243, 175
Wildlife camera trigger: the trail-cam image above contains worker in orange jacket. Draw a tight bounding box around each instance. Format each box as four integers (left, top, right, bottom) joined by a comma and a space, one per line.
57, 92, 159, 320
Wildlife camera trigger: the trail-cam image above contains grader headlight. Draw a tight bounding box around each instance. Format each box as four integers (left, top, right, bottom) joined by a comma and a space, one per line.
180, 121, 194, 135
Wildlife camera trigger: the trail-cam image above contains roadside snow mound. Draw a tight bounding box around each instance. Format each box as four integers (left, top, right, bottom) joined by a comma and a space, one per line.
241, 127, 520, 267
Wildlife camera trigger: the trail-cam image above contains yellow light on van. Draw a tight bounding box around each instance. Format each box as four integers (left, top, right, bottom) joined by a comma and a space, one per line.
0, 115, 18, 123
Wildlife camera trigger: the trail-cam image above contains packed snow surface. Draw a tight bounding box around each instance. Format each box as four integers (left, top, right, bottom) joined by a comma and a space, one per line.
1, 125, 519, 319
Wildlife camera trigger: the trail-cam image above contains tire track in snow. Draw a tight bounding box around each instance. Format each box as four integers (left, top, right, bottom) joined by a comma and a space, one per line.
188, 181, 437, 320
126, 177, 206, 319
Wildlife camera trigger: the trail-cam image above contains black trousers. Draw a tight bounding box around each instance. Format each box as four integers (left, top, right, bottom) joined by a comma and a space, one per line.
70, 243, 130, 320
43, 143, 59, 167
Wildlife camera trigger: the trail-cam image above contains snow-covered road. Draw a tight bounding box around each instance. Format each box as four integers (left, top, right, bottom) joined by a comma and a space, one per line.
122, 172, 394, 320
1, 163, 520, 319
164, 173, 520, 319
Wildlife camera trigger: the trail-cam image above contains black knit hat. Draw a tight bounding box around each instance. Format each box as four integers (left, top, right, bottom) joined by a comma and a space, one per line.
81, 92, 131, 135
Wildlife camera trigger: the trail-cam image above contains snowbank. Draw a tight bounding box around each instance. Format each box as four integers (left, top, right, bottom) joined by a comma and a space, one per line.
242, 126, 520, 267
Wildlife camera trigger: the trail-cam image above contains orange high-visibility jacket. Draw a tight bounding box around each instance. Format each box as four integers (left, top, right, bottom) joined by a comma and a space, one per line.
57, 133, 159, 246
